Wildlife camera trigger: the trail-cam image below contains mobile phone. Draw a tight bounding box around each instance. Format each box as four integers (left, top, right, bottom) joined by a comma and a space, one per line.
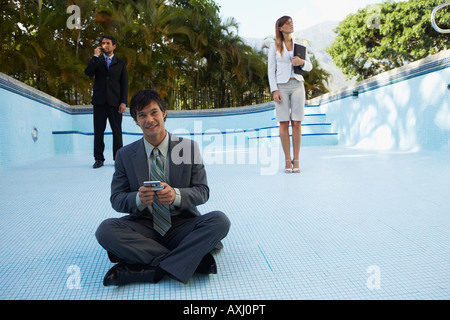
144, 181, 163, 191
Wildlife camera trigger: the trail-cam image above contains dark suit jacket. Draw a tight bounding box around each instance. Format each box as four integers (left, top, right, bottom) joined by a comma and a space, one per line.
85, 55, 128, 107
110, 134, 209, 219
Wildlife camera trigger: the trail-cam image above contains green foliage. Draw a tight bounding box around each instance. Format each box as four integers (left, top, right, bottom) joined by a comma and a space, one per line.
0, 0, 271, 108
1, 0, 334, 107
327, 0, 449, 81
305, 55, 331, 99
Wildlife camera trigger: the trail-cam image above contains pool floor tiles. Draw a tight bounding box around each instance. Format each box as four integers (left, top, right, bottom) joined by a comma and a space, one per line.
0, 145, 449, 300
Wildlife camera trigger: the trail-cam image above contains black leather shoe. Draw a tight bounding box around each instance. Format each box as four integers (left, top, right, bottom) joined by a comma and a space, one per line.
93, 160, 104, 168
196, 253, 217, 274
103, 263, 163, 286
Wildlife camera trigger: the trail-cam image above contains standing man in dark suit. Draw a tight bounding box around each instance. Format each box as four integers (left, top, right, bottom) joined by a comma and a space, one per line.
85, 35, 128, 168
95, 89, 231, 286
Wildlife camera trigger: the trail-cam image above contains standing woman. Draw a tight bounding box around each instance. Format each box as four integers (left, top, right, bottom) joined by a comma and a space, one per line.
268, 16, 312, 173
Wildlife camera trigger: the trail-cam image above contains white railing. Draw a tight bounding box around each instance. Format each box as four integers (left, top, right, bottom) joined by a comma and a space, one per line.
431, 1, 450, 33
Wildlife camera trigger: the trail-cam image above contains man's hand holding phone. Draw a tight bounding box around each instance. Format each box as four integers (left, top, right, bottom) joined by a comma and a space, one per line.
138, 183, 155, 206
140, 181, 175, 206
94, 46, 103, 57
155, 182, 176, 205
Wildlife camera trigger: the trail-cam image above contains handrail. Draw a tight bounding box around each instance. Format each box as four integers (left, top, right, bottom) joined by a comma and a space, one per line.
431, 1, 450, 33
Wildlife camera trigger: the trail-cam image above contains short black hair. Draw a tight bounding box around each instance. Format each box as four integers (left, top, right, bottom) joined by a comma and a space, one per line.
102, 35, 116, 45
129, 89, 167, 121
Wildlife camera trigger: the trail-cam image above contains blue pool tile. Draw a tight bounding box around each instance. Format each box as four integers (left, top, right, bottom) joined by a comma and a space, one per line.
0, 146, 448, 300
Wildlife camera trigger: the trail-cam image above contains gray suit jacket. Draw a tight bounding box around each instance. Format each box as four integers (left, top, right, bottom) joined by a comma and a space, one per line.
110, 133, 209, 219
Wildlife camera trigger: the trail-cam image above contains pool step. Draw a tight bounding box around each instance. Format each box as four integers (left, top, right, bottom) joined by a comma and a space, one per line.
268, 104, 338, 146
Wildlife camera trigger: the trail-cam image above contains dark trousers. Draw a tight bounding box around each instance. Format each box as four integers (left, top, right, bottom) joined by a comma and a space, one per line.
95, 211, 231, 284
93, 104, 123, 161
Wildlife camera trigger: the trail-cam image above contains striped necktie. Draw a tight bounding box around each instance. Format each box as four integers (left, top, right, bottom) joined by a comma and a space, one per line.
150, 148, 171, 236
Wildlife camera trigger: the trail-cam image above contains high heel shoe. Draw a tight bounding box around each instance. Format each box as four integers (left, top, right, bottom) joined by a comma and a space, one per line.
285, 160, 293, 173
292, 160, 301, 173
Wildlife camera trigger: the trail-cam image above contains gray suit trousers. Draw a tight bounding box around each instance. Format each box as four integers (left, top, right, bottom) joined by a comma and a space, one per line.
95, 210, 230, 284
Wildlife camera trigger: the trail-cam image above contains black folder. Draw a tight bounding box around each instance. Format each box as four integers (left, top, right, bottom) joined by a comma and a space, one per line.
293, 44, 306, 76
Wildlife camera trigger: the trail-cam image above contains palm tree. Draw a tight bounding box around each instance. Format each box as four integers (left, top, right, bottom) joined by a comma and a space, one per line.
0, 0, 37, 79
304, 55, 331, 99
1, 0, 273, 108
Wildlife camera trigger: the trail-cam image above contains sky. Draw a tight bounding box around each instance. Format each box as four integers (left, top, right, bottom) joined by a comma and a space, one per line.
215, 0, 401, 39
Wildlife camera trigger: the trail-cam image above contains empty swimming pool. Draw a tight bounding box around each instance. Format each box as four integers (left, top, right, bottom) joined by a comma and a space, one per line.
0, 50, 448, 301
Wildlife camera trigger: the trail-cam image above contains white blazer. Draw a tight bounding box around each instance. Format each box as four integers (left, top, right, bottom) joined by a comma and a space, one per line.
268, 40, 313, 93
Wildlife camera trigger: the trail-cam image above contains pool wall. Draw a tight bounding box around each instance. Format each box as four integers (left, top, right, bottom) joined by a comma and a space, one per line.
310, 50, 450, 152
1, 49, 449, 170
0, 77, 73, 169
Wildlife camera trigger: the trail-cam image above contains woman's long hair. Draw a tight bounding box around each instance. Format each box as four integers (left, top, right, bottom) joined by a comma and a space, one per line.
275, 16, 293, 57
